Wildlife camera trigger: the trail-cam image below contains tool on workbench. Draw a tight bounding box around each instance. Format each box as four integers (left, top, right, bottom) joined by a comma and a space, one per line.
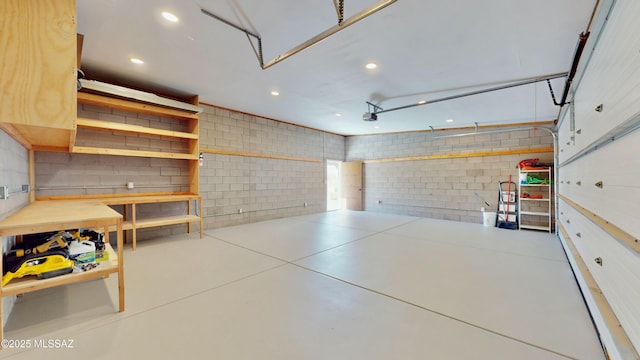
2, 232, 75, 286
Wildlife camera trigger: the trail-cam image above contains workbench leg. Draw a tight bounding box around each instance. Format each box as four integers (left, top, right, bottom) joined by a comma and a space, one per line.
132, 203, 137, 251
123, 204, 129, 245
104, 224, 110, 246
117, 218, 125, 312
187, 200, 192, 234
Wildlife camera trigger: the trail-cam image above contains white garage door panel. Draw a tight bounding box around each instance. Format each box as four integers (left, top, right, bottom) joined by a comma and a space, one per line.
558, 128, 640, 239
577, 218, 640, 352
556, 230, 624, 360
556, 1, 640, 354
557, 111, 576, 164
559, 199, 640, 350
557, 168, 572, 198
571, 0, 640, 154
574, 63, 640, 151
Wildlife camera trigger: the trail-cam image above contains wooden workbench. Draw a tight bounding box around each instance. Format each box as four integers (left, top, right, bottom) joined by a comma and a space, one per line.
0, 200, 124, 342
36, 194, 204, 251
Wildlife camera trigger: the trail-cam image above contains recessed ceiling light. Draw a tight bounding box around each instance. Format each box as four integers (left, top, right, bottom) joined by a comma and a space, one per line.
418, 100, 427, 105
446, 119, 454, 123
162, 11, 179, 23
335, 113, 342, 117
130, 58, 144, 65
374, 126, 380, 129
271, 91, 280, 96
365, 62, 377, 70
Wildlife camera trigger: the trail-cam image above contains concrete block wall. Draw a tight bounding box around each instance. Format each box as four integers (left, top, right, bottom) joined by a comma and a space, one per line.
199, 105, 344, 229
0, 130, 29, 218
0, 129, 29, 323
347, 128, 552, 160
35, 153, 191, 197
346, 127, 554, 224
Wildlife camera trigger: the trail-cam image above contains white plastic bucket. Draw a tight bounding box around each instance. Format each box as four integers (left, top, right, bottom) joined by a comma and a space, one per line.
482, 211, 496, 227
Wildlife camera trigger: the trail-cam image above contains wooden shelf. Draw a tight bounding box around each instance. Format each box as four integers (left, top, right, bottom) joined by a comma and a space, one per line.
77, 118, 198, 140
37, 192, 195, 202
520, 224, 551, 231
100, 194, 202, 205
72, 146, 198, 160
109, 215, 201, 232
99, 194, 203, 251
519, 168, 552, 172
520, 211, 550, 216
77, 92, 198, 121
135, 215, 201, 229
2, 244, 119, 297
74, 87, 201, 196
40, 195, 203, 251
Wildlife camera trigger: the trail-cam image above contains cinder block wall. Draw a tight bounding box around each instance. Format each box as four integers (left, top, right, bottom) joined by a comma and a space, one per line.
346, 127, 554, 223
0, 130, 30, 322
199, 105, 344, 229
0, 131, 29, 219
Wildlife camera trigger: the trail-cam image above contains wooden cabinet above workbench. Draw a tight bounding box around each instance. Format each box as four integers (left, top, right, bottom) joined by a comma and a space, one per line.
0, 0, 77, 150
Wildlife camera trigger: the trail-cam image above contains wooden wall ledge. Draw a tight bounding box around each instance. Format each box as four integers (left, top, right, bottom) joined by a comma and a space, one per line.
77, 92, 198, 121
363, 147, 554, 163
200, 148, 322, 163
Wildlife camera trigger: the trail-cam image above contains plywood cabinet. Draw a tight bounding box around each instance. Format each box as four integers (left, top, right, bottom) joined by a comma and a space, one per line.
0, 0, 77, 150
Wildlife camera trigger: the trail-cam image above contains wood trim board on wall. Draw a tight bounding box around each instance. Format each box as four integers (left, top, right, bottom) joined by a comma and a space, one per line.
558, 223, 639, 359
363, 147, 554, 164
559, 194, 640, 254
200, 148, 323, 163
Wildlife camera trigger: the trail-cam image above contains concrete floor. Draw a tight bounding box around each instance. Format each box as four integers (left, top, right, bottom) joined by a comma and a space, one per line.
1, 211, 604, 359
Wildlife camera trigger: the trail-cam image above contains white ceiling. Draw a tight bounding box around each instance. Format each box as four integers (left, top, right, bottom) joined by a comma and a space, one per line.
77, 0, 596, 135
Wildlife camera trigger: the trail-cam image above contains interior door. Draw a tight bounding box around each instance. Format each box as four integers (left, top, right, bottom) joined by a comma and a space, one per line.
326, 160, 341, 211
341, 161, 363, 210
